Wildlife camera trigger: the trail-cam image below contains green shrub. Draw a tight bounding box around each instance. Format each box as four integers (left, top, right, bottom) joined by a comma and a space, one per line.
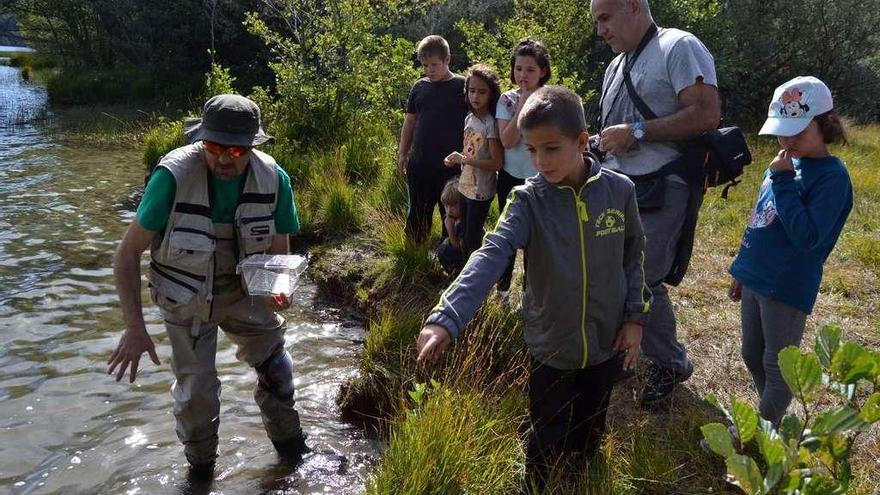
205, 61, 236, 98
142, 119, 187, 171
701, 325, 880, 494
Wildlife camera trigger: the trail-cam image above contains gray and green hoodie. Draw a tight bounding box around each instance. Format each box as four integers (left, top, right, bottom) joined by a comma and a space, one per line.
425, 154, 651, 370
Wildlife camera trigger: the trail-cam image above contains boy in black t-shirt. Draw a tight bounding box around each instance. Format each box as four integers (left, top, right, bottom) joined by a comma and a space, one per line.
397, 35, 468, 243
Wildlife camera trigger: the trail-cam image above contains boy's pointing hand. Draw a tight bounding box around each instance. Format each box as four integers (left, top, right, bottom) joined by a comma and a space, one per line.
416, 324, 452, 365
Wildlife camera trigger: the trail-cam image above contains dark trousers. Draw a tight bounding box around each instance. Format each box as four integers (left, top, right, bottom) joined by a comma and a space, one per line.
405, 162, 458, 243
495, 169, 524, 290
460, 195, 493, 261
526, 356, 617, 490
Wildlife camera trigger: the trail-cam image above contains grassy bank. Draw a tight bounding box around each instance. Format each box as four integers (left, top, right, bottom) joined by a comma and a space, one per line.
313, 127, 880, 493
140, 119, 880, 492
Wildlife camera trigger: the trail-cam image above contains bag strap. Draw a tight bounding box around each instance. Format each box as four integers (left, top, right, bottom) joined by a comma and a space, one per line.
599, 23, 658, 128
623, 23, 659, 121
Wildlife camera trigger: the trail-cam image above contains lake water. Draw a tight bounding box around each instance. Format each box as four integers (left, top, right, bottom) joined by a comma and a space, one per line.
0, 65, 378, 494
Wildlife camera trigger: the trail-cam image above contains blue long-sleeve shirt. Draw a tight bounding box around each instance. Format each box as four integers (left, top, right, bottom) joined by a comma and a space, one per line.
729, 155, 853, 314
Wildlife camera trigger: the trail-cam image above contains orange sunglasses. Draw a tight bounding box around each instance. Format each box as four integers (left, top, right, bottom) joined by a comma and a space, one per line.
203, 140, 250, 159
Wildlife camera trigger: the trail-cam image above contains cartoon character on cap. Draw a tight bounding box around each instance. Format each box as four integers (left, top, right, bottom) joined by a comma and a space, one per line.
780, 88, 810, 117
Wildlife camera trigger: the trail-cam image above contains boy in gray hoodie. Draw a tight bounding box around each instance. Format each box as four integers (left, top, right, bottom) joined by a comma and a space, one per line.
416, 85, 651, 488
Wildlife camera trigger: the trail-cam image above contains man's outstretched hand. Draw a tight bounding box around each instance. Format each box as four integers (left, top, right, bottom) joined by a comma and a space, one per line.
108, 328, 160, 383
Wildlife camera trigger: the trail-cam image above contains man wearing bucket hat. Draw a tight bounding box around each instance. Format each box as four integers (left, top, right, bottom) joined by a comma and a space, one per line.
108, 94, 306, 477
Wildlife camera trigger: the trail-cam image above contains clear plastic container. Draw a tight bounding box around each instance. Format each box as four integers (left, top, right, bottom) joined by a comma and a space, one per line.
236, 254, 308, 297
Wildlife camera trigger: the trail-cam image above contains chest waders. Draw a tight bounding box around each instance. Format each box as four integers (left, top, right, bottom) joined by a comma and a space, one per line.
148, 144, 305, 466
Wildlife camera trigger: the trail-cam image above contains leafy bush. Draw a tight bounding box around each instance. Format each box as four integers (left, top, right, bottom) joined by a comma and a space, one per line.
244, 0, 423, 151
701, 325, 880, 494
141, 118, 187, 171
204, 61, 237, 98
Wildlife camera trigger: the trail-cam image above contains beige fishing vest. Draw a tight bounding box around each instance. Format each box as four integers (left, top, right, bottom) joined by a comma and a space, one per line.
147, 143, 279, 320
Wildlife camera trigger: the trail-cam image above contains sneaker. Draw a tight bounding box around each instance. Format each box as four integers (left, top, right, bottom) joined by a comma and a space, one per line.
639, 360, 694, 409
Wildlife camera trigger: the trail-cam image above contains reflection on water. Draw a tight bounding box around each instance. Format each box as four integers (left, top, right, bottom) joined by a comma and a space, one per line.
0, 65, 378, 494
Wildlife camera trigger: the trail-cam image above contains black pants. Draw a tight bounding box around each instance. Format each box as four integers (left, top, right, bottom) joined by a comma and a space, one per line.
405, 162, 459, 243
526, 356, 617, 490
460, 195, 493, 261
495, 169, 524, 290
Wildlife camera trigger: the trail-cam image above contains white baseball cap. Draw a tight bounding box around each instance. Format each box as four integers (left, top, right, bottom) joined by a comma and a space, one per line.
758, 76, 834, 137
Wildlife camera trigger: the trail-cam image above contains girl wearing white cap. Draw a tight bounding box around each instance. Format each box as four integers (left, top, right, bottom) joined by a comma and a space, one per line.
728, 76, 853, 426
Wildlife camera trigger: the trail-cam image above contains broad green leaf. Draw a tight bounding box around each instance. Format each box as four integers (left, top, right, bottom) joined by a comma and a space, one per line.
763, 462, 785, 493
779, 346, 822, 402
408, 382, 425, 406
706, 393, 733, 423
757, 430, 787, 466
801, 434, 822, 452
824, 433, 850, 461
702, 423, 735, 457
781, 469, 802, 492
779, 414, 803, 443
831, 342, 874, 384
815, 325, 842, 368
858, 393, 880, 423
732, 398, 759, 443
811, 406, 866, 435
801, 475, 843, 495
726, 454, 765, 495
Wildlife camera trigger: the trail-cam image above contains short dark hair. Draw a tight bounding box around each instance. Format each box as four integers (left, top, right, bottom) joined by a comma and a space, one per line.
518, 85, 587, 139
465, 64, 502, 114
417, 35, 450, 61
815, 110, 848, 145
509, 38, 552, 86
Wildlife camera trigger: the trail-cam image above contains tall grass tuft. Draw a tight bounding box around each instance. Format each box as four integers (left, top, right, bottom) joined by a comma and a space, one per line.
312, 168, 363, 237
142, 119, 187, 171
366, 206, 440, 284
364, 308, 426, 360
341, 123, 395, 187
367, 386, 525, 495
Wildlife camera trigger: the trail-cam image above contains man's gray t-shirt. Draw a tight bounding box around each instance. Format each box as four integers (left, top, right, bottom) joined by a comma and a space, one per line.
600, 28, 717, 176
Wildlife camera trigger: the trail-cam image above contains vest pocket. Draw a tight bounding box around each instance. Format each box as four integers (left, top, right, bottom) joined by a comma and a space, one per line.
168, 229, 215, 268
239, 216, 276, 257
148, 271, 198, 312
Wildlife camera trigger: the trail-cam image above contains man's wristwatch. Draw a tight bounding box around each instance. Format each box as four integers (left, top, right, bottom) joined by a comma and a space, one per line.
631, 120, 646, 142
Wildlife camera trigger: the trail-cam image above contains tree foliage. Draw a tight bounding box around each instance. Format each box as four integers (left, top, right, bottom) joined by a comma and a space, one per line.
244, 0, 433, 149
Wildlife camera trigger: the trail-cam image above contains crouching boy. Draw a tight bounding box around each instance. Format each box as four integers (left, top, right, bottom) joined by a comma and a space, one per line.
436, 178, 465, 276
415, 86, 651, 489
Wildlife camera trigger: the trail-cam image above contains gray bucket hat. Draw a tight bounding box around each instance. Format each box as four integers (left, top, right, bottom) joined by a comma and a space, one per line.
183, 94, 274, 146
